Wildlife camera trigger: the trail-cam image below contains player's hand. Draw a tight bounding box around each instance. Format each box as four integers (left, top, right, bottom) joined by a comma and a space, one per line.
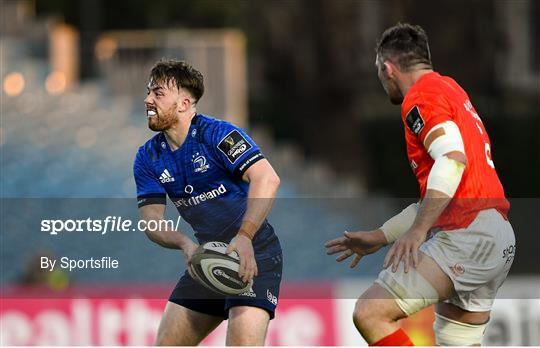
227, 234, 258, 283
325, 230, 387, 268
181, 239, 199, 278
383, 228, 427, 273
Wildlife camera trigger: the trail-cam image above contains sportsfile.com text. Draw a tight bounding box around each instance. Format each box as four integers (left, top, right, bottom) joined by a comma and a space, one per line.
40, 216, 182, 235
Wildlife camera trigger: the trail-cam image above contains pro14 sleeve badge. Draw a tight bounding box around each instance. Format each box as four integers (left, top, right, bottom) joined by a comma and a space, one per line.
217, 129, 253, 164
405, 105, 425, 135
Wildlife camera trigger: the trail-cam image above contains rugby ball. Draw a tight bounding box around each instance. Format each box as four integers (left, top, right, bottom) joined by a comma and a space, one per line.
190, 241, 252, 295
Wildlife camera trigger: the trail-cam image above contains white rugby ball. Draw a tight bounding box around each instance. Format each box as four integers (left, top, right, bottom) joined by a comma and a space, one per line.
190, 241, 252, 295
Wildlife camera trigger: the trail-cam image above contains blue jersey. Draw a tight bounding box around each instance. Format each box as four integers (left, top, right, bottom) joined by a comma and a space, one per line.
134, 114, 281, 260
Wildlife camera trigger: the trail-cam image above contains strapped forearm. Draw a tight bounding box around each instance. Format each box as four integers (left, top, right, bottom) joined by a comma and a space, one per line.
380, 203, 419, 243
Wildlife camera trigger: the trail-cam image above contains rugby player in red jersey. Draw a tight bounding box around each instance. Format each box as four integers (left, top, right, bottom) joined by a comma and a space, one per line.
326, 23, 515, 346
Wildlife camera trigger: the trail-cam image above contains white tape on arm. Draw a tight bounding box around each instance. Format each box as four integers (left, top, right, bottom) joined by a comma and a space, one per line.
426, 156, 465, 197
425, 121, 465, 159
425, 121, 466, 197
380, 203, 419, 243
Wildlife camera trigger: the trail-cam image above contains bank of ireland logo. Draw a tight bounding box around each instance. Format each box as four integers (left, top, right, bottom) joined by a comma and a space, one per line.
192, 152, 209, 173
174, 183, 227, 208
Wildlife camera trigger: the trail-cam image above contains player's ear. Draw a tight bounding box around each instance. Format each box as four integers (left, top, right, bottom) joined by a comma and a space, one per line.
181, 97, 191, 111
383, 61, 396, 78
177, 91, 191, 112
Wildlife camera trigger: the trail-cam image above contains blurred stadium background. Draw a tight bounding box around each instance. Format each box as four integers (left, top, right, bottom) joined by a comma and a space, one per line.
1, 0, 539, 345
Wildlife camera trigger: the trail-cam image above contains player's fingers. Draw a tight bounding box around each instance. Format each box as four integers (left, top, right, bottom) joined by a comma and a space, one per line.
392, 246, 403, 273
225, 242, 235, 255
343, 231, 358, 240
412, 247, 419, 268
383, 245, 396, 269
242, 264, 250, 283
249, 259, 257, 282
188, 264, 196, 279
250, 263, 256, 282
187, 257, 194, 271
349, 254, 362, 268
324, 239, 338, 247
343, 230, 357, 240
325, 237, 345, 248
326, 245, 348, 255
246, 258, 255, 282
403, 250, 410, 273
245, 257, 252, 282
336, 249, 353, 262
248, 255, 256, 282
238, 253, 247, 279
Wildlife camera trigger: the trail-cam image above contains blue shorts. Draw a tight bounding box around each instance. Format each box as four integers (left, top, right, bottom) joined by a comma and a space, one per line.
169, 253, 282, 319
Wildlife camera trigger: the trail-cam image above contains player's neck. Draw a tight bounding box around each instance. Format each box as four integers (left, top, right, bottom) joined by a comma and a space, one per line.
399, 68, 433, 96
163, 111, 196, 151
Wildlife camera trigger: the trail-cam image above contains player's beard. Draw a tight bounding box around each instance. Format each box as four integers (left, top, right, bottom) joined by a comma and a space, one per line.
378, 68, 404, 105
383, 78, 403, 105
148, 102, 179, 131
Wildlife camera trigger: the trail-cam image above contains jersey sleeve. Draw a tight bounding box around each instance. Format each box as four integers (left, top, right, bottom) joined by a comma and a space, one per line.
403, 92, 454, 143
212, 122, 265, 178
133, 148, 167, 208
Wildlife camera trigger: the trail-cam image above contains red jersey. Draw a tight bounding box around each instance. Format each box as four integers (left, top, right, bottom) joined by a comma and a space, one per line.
401, 72, 509, 230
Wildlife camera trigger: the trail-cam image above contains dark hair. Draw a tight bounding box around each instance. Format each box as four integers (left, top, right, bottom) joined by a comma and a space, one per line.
149, 59, 204, 102
376, 23, 432, 71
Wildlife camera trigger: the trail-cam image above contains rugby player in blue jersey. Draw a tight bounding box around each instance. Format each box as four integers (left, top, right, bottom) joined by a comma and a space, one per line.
133, 59, 282, 345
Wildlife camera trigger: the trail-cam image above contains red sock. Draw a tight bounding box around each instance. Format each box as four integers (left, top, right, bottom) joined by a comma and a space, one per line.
370, 328, 414, 346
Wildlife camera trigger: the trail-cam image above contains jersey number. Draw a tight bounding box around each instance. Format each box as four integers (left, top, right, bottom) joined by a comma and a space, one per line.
484, 143, 495, 169
464, 100, 495, 169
